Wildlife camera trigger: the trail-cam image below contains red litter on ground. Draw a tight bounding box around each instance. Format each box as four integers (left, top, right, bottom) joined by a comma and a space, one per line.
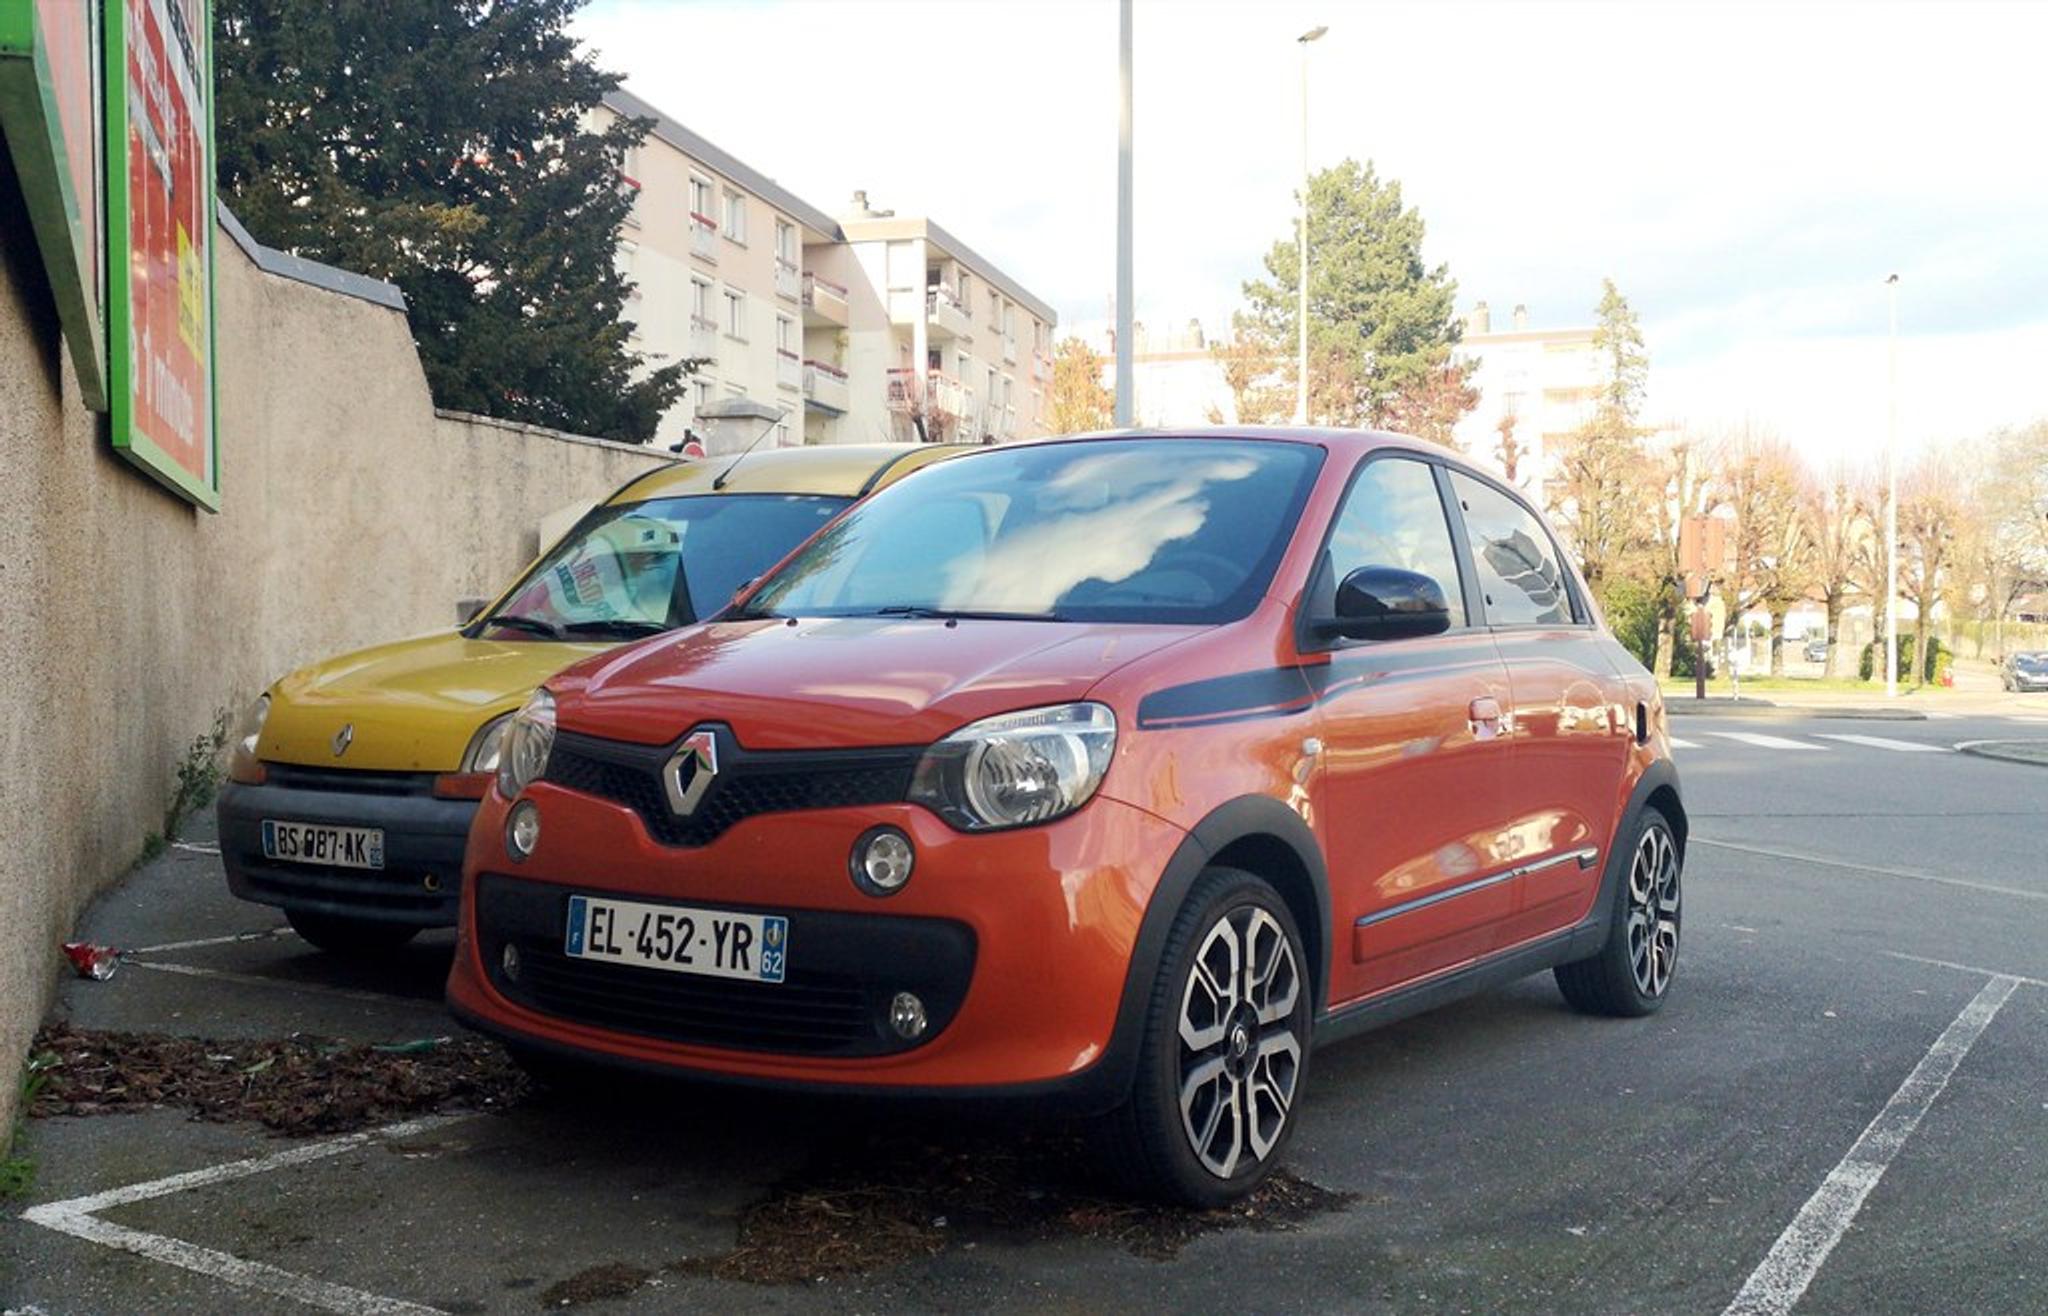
62, 941, 121, 980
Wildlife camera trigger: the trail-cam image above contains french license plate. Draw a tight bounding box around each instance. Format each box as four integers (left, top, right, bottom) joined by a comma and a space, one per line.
261, 820, 384, 869
564, 895, 787, 984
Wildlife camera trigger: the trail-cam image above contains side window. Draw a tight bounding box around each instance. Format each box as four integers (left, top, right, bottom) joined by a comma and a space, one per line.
1448, 471, 1573, 626
1326, 458, 1465, 629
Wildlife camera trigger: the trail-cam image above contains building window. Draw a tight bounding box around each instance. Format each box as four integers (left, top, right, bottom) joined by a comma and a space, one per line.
689, 175, 713, 223
724, 287, 747, 339
691, 277, 712, 323
956, 351, 971, 382
723, 189, 747, 243
775, 219, 796, 264
775, 314, 795, 353
694, 378, 714, 411
775, 421, 791, 447
958, 271, 973, 314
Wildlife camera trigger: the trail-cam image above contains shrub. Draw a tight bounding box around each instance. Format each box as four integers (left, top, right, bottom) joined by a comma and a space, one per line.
1860, 634, 1949, 684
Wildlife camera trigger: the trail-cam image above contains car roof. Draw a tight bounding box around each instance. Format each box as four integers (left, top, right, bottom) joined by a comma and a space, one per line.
1003, 425, 1449, 462
606, 443, 974, 504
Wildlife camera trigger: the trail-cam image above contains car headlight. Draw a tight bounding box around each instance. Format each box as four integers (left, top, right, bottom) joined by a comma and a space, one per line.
908, 702, 1116, 831
462, 713, 514, 773
227, 692, 272, 784
496, 689, 556, 798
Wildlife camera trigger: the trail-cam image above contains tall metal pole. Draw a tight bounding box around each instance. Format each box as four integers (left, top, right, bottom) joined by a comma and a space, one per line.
1294, 27, 1327, 423
1885, 273, 1900, 698
1113, 0, 1134, 426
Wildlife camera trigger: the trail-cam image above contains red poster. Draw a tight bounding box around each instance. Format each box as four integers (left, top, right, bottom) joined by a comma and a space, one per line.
109, 0, 216, 507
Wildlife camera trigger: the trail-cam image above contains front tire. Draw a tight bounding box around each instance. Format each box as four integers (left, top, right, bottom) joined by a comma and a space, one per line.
1097, 867, 1312, 1208
285, 909, 421, 955
1555, 810, 1682, 1017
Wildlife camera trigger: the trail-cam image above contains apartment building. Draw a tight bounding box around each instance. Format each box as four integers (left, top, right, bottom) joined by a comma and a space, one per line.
598, 89, 1055, 452
1450, 301, 1602, 503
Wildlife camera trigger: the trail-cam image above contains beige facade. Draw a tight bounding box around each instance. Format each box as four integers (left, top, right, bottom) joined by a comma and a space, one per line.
0, 209, 669, 1134
599, 90, 1055, 451
1451, 301, 1602, 503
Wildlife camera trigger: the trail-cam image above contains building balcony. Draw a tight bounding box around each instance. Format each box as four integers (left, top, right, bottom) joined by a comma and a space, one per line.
689, 315, 718, 361
803, 360, 849, 414
925, 287, 973, 341
774, 258, 801, 303
689, 213, 717, 262
776, 348, 802, 392
886, 369, 968, 420
801, 273, 850, 328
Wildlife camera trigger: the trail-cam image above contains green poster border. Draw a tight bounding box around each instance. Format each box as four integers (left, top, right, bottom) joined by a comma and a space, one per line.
0, 2, 109, 410
103, 0, 219, 511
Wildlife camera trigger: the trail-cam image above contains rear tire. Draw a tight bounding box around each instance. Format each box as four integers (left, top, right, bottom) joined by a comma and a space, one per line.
285, 909, 421, 955
1555, 810, 1681, 1017
1095, 866, 1312, 1208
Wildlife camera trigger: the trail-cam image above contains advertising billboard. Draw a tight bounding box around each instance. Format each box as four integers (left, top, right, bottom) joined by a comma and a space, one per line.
0, 0, 108, 409
105, 0, 216, 509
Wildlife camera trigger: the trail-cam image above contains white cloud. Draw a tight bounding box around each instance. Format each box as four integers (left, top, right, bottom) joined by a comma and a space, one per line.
576, 0, 2048, 466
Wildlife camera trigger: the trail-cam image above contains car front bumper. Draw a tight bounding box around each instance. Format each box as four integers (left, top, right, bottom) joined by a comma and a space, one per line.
218, 776, 479, 926
446, 782, 1188, 1108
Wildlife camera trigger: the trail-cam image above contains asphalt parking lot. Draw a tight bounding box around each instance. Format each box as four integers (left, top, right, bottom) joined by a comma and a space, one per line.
5, 708, 2047, 1314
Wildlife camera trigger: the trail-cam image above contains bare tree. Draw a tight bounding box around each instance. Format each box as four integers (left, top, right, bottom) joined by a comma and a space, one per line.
1900, 458, 1962, 686
1802, 466, 1874, 678
1640, 430, 1718, 676
1719, 432, 1812, 675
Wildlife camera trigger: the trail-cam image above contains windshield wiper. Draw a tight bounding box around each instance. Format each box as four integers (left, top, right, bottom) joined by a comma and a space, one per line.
866, 605, 1065, 623
479, 613, 564, 639
559, 618, 670, 638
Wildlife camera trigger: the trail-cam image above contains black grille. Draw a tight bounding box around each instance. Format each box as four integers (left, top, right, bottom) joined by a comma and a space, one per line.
264, 763, 435, 796
477, 875, 974, 1056
542, 727, 919, 847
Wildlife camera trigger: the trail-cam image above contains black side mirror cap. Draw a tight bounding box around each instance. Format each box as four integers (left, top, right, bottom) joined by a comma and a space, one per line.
1316, 565, 1452, 642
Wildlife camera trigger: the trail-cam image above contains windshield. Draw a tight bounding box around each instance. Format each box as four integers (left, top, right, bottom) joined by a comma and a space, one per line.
740, 439, 1324, 626
479, 493, 850, 640
2017, 653, 2048, 670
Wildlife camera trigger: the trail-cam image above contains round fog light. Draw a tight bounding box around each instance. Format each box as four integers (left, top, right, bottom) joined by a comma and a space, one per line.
506, 800, 540, 861
850, 826, 914, 896
501, 943, 523, 982
889, 991, 928, 1040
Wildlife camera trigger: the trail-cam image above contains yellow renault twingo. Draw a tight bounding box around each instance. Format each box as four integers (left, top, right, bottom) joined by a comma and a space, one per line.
218, 444, 962, 953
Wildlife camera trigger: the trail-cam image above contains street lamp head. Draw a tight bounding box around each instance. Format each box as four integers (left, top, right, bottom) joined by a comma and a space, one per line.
1298, 25, 1328, 43
1886, 273, 1899, 285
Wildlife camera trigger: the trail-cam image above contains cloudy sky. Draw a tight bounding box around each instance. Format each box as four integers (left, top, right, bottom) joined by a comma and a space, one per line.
576, 0, 2047, 468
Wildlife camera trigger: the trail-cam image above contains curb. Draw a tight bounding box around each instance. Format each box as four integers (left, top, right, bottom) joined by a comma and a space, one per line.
1955, 741, 2048, 768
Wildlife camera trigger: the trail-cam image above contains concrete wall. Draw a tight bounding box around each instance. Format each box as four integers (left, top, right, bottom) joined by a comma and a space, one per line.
0, 164, 671, 1131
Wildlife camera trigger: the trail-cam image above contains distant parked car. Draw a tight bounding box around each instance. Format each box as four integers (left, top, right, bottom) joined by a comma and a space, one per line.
2003, 651, 2048, 693
1803, 635, 1828, 664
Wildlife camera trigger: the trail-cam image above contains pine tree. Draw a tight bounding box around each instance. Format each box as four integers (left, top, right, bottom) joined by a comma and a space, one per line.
1226, 159, 1464, 428
215, 0, 685, 441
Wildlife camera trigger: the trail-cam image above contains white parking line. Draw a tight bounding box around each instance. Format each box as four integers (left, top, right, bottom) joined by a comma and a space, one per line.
1707, 732, 1825, 751
1883, 950, 2048, 990
125, 960, 441, 1009
1692, 838, 2048, 904
1668, 737, 1702, 750
1722, 974, 2022, 1316
128, 927, 294, 955
1812, 734, 1948, 753
22, 1116, 462, 1314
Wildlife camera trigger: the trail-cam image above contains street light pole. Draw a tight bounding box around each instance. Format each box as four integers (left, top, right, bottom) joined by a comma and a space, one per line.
1293, 24, 1326, 425
1885, 273, 1900, 699
1113, 0, 1134, 426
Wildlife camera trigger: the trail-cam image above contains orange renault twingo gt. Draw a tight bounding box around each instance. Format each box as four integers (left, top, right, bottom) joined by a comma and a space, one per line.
448, 430, 1686, 1206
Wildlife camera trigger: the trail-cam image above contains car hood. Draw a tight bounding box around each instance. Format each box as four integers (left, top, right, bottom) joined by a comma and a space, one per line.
551, 616, 1199, 750
263, 630, 616, 772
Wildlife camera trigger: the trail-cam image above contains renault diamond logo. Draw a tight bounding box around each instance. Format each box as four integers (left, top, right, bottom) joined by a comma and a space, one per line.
331, 723, 354, 757
663, 729, 720, 816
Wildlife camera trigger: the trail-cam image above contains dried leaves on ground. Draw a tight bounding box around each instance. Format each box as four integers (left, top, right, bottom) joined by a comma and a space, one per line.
28, 1023, 526, 1135
671, 1128, 1355, 1285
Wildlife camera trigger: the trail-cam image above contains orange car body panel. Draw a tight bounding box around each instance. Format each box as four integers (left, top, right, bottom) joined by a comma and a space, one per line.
449, 428, 1673, 1096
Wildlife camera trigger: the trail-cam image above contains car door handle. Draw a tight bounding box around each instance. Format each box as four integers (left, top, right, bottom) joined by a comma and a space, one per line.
1469, 696, 1507, 741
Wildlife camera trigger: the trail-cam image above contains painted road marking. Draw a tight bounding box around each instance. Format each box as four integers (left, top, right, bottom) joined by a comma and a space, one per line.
1707, 732, 1826, 751
1813, 734, 1949, 753
170, 841, 222, 855
1669, 737, 1702, 749
1884, 950, 2048, 991
1693, 838, 2048, 904
22, 1116, 462, 1314
128, 927, 294, 955
1722, 975, 2021, 1316
126, 960, 441, 1009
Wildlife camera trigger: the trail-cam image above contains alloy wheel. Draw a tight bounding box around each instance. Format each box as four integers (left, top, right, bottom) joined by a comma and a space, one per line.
1176, 905, 1302, 1179
1625, 822, 1681, 998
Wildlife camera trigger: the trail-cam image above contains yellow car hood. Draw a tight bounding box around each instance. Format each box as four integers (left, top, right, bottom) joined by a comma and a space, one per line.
261, 630, 614, 772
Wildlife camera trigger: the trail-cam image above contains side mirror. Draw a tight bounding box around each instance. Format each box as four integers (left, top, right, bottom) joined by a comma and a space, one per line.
1319, 566, 1451, 642
456, 596, 488, 626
